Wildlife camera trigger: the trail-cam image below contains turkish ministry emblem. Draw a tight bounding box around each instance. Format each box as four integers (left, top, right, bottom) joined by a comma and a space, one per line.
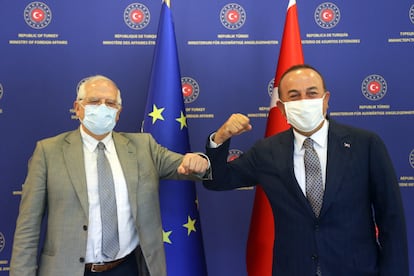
24, 2, 52, 29
227, 149, 243, 162
220, 3, 246, 30
409, 149, 414, 169
314, 2, 340, 29
361, 74, 387, 101
181, 77, 200, 104
267, 78, 275, 98
0, 232, 5, 253
124, 3, 150, 30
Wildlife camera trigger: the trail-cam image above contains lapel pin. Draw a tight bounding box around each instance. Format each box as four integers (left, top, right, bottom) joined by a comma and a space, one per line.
343, 142, 351, 148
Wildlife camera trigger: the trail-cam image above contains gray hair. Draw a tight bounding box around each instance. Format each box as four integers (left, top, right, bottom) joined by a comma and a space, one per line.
77, 75, 122, 105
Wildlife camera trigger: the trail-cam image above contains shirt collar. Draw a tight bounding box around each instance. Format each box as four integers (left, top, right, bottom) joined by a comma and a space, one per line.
79, 127, 114, 153
293, 119, 329, 150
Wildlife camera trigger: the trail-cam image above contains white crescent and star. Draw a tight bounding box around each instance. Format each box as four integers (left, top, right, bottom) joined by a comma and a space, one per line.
32, 10, 44, 21
369, 82, 380, 92
227, 11, 239, 22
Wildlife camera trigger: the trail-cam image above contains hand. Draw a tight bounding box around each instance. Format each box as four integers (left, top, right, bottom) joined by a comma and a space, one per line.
213, 113, 252, 144
177, 153, 209, 175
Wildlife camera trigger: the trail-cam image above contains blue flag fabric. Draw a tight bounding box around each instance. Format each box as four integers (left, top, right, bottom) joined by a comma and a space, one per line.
142, 2, 207, 275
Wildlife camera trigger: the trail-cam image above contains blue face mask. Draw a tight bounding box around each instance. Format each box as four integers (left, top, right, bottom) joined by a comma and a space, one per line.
80, 104, 118, 135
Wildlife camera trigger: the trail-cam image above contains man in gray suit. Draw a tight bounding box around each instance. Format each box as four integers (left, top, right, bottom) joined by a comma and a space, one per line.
10, 75, 209, 276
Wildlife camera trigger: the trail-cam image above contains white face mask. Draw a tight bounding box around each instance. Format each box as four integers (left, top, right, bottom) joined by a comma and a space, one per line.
280, 96, 325, 133
80, 104, 118, 135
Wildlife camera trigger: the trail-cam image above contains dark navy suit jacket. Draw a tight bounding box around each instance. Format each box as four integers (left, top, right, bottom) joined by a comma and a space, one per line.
204, 119, 408, 276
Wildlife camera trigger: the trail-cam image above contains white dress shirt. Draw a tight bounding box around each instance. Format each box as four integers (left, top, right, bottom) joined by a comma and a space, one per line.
292, 120, 329, 195
80, 127, 139, 263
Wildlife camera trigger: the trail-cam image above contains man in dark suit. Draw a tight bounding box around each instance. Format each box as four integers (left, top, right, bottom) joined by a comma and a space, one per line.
204, 64, 409, 275
10, 75, 209, 276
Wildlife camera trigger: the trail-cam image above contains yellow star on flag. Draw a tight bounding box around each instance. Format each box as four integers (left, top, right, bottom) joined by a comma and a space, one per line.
148, 104, 165, 124
163, 229, 172, 244
183, 215, 196, 236
175, 111, 187, 130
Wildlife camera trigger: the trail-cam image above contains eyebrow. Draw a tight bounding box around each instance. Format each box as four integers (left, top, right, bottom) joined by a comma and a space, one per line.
287, 86, 319, 93
287, 89, 300, 94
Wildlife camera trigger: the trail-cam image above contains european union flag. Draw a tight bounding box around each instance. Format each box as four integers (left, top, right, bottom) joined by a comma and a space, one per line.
142, 1, 207, 275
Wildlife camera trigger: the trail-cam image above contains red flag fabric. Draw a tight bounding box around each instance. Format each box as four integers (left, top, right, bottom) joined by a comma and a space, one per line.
246, 0, 304, 275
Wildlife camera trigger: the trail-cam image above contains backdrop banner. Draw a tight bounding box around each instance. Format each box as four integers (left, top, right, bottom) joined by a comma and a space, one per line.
0, 1, 413, 275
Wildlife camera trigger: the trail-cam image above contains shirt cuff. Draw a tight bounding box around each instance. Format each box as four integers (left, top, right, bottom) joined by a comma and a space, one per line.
209, 132, 222, 148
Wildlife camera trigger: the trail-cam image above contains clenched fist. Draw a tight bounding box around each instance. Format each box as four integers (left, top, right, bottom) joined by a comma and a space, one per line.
213, 113, 252, 145
177, 153, 209, 175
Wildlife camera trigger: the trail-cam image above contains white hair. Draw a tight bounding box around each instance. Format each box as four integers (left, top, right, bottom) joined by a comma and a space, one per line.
76, 75, 122, 105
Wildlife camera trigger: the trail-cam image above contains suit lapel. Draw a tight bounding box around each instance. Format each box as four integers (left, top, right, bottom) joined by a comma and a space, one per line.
273, 122, 354, 218
113, 132, 139, 221
320, 121, 353, 217
272, 130, 312, 211
63, 130, 89, 217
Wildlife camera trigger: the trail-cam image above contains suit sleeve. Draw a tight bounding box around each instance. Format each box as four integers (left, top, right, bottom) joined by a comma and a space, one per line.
203, 136, 258, 191
10, 141, 47, 276
146, 134, 205, 181
369, 134, 409, 275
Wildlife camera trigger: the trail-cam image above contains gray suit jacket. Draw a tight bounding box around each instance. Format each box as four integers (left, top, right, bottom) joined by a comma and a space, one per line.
11, 129, 196, 276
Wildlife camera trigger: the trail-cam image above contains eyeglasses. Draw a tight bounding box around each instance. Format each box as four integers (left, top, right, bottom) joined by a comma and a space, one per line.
80, 97, 120, 109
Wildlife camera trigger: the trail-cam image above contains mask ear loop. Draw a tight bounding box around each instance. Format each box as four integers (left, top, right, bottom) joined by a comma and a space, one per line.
321, 93, 328, 117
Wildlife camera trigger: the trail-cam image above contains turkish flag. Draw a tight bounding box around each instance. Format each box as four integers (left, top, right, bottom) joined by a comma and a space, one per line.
246, 0, 304, 275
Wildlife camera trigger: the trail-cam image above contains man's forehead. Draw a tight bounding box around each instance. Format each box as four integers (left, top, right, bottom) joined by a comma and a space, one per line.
86, 79, 116, 92
283, 69, 322, 86
286, 68, 319, 79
